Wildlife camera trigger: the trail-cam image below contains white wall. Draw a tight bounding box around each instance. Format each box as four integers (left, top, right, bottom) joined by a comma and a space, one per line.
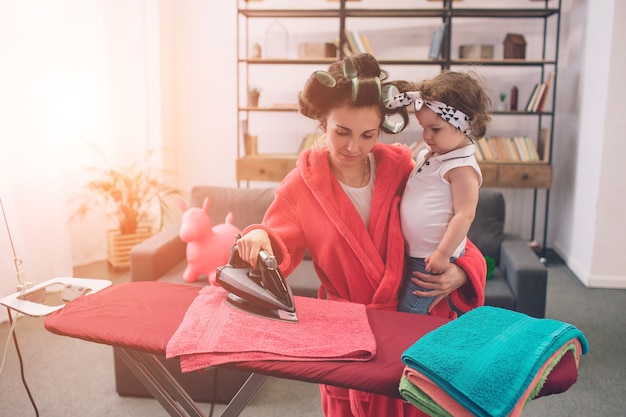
551, 0, 626, 288
171, 1, 238, 190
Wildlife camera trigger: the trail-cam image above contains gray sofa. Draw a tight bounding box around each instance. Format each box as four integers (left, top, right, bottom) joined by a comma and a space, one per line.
114, 185, 547, 402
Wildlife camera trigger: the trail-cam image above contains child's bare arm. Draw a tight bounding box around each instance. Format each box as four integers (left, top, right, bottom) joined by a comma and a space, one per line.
426, 166, 480, 274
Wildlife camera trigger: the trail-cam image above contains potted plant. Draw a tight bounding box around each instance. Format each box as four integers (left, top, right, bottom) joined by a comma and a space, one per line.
247, 86, 261, 107
72, 150, 184, 269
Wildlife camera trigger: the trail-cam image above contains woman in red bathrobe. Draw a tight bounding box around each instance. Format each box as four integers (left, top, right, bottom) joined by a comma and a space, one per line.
237, 53, 486, 417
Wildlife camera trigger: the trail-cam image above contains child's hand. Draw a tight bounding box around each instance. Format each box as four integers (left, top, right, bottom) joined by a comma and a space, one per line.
425, 250, 451, 274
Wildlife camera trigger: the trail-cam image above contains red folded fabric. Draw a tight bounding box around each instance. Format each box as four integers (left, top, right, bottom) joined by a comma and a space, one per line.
166, 286, 376, 372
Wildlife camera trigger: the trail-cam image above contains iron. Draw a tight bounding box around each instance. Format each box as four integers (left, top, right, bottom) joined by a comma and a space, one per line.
216, 244, 298, 323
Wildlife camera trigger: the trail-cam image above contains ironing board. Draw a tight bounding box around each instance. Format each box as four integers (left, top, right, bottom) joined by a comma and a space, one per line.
44, 282, 579, 417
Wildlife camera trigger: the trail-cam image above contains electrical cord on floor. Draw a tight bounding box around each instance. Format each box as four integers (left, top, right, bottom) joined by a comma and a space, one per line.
0, 309, 20, 377
4, 308, 40, 417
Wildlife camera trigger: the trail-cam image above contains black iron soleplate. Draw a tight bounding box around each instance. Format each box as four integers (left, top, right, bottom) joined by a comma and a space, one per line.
225, 293, 298, 323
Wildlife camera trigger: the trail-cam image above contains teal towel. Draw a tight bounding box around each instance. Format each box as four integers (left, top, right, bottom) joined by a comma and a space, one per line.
401, 306, 589, 417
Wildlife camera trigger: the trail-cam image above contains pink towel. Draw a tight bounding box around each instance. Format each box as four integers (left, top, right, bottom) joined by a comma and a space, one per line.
166, 286, 376, 372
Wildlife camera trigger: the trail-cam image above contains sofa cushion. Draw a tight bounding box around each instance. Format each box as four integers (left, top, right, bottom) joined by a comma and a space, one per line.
468, 189, 505, 264
287, 260, 320, 298
483, 269, 516, 311
190, 185, 275, 231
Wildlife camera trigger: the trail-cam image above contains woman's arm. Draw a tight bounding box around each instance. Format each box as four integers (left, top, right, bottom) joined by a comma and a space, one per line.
448, 239, 486, 311
236, 186, 308, 275
410, 239, 486, 314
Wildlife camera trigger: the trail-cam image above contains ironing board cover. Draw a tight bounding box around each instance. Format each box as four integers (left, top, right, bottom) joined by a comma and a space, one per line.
44, 281, 578, 399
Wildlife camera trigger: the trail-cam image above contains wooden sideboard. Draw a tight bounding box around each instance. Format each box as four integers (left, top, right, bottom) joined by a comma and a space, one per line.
237, 154, 552, 189
236, 155, 298, 183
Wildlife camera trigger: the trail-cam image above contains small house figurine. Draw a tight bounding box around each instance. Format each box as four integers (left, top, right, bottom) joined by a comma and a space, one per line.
503, 33, 526, 59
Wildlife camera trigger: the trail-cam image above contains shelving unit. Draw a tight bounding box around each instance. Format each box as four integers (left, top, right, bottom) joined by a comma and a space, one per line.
236, 0, 561, 255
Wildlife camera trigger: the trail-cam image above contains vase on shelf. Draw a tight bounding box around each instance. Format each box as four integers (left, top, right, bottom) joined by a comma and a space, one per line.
248, 90, 260, 107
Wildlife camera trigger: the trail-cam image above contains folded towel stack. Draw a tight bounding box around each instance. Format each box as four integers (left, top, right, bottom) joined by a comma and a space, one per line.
166, 286, 376, 372
399, 306, 588, 417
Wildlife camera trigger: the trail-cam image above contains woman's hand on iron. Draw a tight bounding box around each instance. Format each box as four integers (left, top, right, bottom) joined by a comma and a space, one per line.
236, 229, 273, 268
410, 263, 467, 312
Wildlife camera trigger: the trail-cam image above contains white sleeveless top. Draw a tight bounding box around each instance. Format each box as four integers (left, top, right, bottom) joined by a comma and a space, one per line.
400, 145, 481, 258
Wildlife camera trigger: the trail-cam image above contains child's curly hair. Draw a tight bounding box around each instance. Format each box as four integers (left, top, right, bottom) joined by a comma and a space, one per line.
416, 70, 492, 140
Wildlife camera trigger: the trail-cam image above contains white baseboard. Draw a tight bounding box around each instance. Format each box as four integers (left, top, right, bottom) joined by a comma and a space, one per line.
585, 276, 626, 289
552, 244, 626, 289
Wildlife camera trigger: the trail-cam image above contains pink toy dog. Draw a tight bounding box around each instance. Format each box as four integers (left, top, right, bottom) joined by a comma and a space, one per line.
178, 197, 241, 284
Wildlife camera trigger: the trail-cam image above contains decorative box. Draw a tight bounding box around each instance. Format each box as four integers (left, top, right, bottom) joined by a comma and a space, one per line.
298, 43, 337, 58
459, 44, 494, 59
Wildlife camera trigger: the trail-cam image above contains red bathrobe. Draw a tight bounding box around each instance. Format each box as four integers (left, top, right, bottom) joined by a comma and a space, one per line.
243, 143, 486, 417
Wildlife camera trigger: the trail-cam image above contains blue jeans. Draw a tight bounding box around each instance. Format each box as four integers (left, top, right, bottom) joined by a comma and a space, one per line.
398, 257, 435, 315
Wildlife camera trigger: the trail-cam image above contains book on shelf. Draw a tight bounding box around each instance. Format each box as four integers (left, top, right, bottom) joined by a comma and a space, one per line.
502, 137, 518, 161
524, 83, 537, 111
531, 83, 546, 112
344, 29, 359, 55
351, 29, 367, 55
504, 137, 521, 161
538, 127, 552, 161
476, 138, 493, 161
515, 136, 537, 161
360, 33, 375, 55
428, 22, 447, 60
513, 136, 529, 161
491, 136, 511, 161
482, 137, 497, 160
526, 72, 555, 112
337, 37, 353, 57
473, 140, 485, 161
343, 29, 374, 56
534, 72, 555, 112
486, 137, 500, 161
523, 136, 541, 161
526, 83, 542, 112
488, 137, 503, 160
478, 135, 543, 162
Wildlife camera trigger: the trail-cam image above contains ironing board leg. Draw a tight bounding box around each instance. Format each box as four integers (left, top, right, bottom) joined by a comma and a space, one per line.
115, 347, 206, 417
115, 346, 268, 417
218, 372, 269, 417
